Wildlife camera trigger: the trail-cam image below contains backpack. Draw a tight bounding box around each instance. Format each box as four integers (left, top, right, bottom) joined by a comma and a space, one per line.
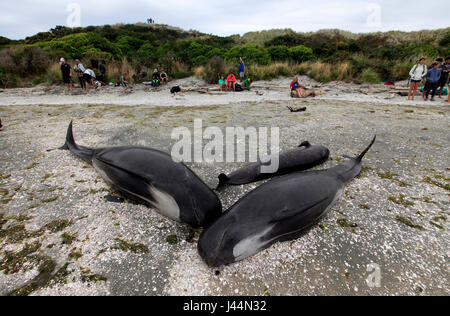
235, 83, 243, 92
171, 86, 181, 94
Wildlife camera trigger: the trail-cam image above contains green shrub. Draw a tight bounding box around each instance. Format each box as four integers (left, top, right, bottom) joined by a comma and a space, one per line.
226, 44, 271, 65
361, 68, 381, 84
204, 56, 226, 84
268, 45, 290, 61
289, 45, 315, 63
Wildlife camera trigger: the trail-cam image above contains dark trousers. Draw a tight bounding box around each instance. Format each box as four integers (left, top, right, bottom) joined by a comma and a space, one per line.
424, 81, 438, 99
78, 76, 86, 89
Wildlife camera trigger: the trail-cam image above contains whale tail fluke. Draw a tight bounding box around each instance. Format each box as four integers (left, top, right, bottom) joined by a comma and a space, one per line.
61, 121, 94, 164
217, 174, 230, 189
356, 136, 377, 163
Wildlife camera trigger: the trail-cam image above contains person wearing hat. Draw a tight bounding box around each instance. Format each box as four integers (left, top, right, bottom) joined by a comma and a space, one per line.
59, 58, 73, 92
73, 59, 86, 90
152, 69, 161, 87
227, 71, 237, 91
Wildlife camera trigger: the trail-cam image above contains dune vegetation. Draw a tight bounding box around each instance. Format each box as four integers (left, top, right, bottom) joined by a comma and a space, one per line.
0, 24, 449, 88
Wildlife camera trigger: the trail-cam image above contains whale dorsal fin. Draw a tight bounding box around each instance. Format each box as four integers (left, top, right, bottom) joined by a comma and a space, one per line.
270, 196, 328, 223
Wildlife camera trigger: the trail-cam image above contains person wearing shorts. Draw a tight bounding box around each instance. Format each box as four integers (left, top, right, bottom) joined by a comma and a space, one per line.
121, 73, 129, 94
60, 58, 73, 92
408, 58, 427, 101
160, 69, 169, 85
238, 58, 245, 82
83, 69, 96, 89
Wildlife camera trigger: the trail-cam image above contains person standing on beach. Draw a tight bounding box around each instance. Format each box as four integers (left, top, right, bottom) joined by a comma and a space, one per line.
408, 58, 427, 101
438, 57, 450, 99
121, 73, 129, 94
73, 59, 86, 90
60, 58, 73, 92
238, 58, 246, 83
424, 62, 441, 101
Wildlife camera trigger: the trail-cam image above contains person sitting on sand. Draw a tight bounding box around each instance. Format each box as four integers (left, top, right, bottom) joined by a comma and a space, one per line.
160, 69, 169, 85
219, 75, 227, 91
227, 72, 236, 91
83, 69, 96, 89
290, 76, 304, 97
408, 58, 427, 101
59, 58, 73, 92
121, 73, 129, 94
151, 69, 161, 87
243, 77, 252, 90
424, 62, 441, 101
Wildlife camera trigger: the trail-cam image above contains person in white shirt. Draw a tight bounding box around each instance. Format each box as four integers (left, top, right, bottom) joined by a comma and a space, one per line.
83, 69, 96, 89
408, 58, 427, 101
73, 60, 86, 90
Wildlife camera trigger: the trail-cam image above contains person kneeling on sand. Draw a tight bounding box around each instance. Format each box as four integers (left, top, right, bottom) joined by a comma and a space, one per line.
83, 69, 96, 89
121, 73, 129, 94
243, 77, 252, 90
160, 69, 169, 85
290, 76, 304, 98
227, 72, 236, 91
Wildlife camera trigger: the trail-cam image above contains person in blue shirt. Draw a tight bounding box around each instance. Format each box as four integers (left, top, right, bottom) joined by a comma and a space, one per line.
424, 62, 441, 101
238, 58, 245, 83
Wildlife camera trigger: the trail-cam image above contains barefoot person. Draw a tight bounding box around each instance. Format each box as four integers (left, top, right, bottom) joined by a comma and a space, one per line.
238, 58, 246, 83
219, 74, 227, 91
408, 58, 427, 101
438, 57, 449, 99
290, 76, 304, 98
121, 73, 129, 94
424, 62, 441, 101
227, 72, 236, 91
83, 69, 96, 89
73, 59, 86, 90
160, 69, 169, 85
59, 58, 73, 92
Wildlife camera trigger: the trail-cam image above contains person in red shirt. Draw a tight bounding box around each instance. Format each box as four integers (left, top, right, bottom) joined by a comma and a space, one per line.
227, 72, 237, 91
290, 76, 304, 98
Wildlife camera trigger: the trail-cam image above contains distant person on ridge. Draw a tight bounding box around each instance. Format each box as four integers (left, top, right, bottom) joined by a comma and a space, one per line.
408, 58, 427, 101
227, 72, 237, 91
438, 57, 449, 99
424, 62, 441, 101
73, 59, 86, 90
59, 58, 73, 92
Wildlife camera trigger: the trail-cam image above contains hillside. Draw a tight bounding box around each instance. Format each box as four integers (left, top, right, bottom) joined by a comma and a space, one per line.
0, 23, 449, 88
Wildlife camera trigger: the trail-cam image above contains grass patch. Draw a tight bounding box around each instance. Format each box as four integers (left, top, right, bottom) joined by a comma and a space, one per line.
112, 238, 149, 254
388, 195, 414, 207
395, 216, 425, 231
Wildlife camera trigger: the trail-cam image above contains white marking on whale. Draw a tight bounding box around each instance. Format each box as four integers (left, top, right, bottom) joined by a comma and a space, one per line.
232, 188, 344, 262
93, 160, 181, 222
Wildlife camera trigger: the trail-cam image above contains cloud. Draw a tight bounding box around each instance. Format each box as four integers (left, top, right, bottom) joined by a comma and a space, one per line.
0, 0, 448, 40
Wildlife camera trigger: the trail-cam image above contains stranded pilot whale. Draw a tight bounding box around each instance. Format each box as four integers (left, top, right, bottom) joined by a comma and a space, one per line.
61, 121, 222, 228
217, 142, 330, 188
198, 136, 376, 267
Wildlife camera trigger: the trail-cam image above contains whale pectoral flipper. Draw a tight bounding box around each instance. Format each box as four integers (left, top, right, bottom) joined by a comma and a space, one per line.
270, 196, 328, 223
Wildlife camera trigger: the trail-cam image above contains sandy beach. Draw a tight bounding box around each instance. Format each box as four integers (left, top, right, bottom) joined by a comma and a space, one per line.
0, 76, 448, 296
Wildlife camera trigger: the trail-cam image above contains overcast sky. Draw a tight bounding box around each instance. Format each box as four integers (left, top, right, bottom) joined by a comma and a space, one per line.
1, 0, 449, 40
